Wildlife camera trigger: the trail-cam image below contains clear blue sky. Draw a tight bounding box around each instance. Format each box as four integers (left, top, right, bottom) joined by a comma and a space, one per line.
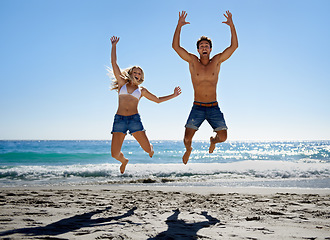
1, 0, 329, 140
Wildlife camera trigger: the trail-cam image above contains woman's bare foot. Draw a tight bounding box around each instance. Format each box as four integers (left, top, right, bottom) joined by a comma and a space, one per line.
119, 158, 129, 174
182, 147, 192, 165
149, 144, 154, 158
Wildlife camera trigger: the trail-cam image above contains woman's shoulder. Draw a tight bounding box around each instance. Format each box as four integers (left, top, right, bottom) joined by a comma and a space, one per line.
118, 82, 127, 89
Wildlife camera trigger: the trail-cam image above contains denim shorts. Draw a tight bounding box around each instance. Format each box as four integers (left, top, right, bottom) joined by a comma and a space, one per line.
185, 103, 228, 131
111, 113, 145, 135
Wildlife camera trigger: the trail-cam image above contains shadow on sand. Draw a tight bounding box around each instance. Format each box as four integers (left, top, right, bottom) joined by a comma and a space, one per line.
148, 209, 221, 239
0, 206, 137, 238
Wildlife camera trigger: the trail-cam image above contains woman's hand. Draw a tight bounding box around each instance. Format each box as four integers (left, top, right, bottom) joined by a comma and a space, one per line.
111, 36, 120, 45
174, 86, 182, 96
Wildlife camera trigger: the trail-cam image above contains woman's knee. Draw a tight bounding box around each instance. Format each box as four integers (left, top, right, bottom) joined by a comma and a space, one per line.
111, 150, 121, 159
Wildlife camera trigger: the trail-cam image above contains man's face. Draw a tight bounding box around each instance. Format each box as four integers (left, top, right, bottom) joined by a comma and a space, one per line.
198, 40, 211, 57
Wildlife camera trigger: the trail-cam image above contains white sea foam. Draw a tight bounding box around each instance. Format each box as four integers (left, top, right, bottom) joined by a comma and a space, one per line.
1, 160, 329, 188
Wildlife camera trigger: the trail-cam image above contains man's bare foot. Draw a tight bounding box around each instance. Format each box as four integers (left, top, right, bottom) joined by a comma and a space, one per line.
120, 158, 129, 174
149, 144, 154, 158
182, 147, 192, 165
209, 136, 219, 153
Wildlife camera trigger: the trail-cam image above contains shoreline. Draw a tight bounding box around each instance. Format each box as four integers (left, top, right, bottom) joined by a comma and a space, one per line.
2, 183, 330, 195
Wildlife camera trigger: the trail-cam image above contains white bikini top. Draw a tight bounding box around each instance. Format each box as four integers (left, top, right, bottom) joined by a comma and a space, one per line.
118, 83, 141, 99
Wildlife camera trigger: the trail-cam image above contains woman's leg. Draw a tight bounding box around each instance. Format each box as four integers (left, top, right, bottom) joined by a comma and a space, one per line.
111, 132, 128, 174
132, 131, 154, 158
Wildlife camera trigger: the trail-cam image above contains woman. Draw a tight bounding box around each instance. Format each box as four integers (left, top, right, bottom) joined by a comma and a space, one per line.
109, 36, 181, 174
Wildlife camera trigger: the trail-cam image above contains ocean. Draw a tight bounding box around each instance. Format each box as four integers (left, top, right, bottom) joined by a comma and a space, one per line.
0, 140, 329, 189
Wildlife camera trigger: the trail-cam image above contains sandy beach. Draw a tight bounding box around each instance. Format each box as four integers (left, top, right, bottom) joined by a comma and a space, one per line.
0, 185, 329, 240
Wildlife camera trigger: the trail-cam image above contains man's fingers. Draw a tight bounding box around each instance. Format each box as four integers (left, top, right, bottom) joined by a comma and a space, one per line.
179, 11, 188, 19
179, 10, 186, 18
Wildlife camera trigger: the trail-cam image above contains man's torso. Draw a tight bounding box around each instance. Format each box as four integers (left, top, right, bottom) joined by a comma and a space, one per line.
189, 56, 221, 102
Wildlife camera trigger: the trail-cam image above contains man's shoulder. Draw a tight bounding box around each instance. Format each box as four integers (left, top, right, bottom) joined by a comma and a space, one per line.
210, 53, 222, 61
187, 54, 199, 63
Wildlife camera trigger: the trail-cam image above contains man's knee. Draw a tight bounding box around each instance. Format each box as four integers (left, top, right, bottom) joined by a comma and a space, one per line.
217, 130, 227, 142
220, 135, 227, 142
183, 133, 194, 144
183, 136, 192, 145
184, 128, 196, 143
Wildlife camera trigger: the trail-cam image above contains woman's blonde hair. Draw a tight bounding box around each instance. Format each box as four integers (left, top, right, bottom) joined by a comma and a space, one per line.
107, 66, 144, 91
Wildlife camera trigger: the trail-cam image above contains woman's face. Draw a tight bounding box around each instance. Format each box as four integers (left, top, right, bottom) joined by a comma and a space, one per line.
131, 68, 142, 84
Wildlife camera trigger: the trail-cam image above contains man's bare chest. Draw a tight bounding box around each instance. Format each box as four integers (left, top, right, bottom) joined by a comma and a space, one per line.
191, 62, 220, 78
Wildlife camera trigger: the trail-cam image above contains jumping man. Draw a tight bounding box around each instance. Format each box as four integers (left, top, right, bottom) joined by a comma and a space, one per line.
172, 10, 238, 164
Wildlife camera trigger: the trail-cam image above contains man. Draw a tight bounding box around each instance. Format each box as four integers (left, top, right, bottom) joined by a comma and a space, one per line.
172, 10, 238, 164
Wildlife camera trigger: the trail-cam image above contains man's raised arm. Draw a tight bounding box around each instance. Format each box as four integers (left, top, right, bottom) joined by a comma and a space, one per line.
217, 11, 238, 63
172, 11, 193, 62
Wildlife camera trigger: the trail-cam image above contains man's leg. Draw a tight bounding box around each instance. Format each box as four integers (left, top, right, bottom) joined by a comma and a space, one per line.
183, 127, 197, 164
209, 130, 227, 153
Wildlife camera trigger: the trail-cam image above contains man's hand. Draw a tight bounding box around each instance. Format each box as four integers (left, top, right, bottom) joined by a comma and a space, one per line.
110, 36, 120, 46
178, 11, 190, 27
172, 11, 192, 62
222, 10, 234, 26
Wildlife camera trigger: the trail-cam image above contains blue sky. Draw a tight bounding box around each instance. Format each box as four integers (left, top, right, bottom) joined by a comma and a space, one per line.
1, 0, 329, 140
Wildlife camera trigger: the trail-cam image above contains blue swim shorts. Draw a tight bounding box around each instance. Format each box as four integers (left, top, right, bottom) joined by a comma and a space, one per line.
111, 113, 145, 135
185, 101, 228, 131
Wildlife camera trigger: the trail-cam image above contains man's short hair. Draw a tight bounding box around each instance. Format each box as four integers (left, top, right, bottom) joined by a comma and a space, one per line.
197, 36, 212, 49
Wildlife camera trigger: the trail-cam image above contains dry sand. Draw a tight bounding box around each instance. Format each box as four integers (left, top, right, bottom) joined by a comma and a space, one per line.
0, 185, 329, 239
